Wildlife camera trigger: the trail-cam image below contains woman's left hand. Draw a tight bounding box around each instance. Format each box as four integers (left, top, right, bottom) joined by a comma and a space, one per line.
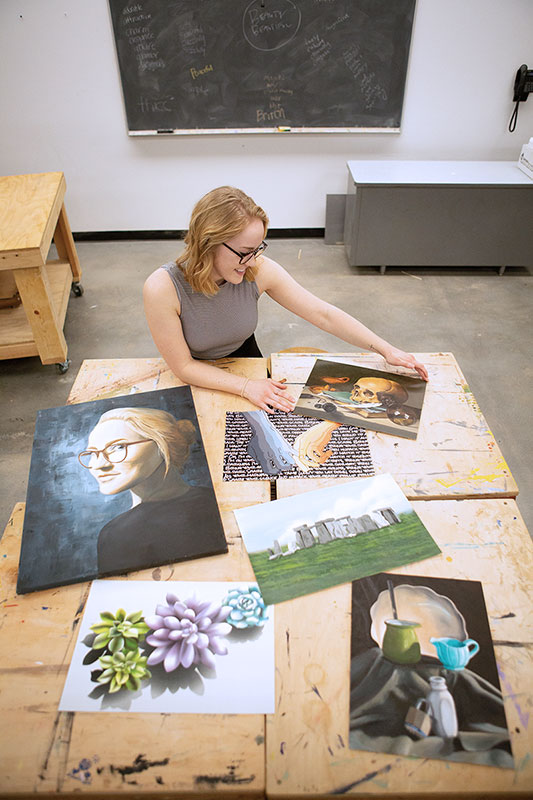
382, 347, 429, 381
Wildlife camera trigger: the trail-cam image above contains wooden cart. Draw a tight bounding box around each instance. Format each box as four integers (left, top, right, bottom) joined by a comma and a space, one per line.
0, 172, 83, 372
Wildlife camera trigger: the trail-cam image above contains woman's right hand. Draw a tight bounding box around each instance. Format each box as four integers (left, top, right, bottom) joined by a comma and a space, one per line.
243, 378, 296, 413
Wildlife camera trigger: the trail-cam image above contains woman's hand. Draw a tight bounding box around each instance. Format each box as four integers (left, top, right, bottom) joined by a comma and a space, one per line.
382, 347, 429, 381
243, 379, 296, 413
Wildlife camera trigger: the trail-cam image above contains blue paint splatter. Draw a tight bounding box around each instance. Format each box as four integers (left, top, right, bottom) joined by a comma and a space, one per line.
68, 760, 92, 784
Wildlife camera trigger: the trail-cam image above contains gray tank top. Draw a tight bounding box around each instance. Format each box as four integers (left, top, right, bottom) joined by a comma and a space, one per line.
161, 262, 259, 360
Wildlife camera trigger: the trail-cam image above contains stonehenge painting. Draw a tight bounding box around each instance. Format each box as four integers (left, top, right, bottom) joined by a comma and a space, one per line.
234, 474, 440, 604
268, 507, 400, 560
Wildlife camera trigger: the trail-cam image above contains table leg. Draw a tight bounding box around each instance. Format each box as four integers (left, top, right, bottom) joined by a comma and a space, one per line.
14, 265, 68, 364
54, 204, 82, 282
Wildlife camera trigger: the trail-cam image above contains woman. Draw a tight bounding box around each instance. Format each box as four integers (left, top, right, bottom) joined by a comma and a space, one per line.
144, 187, 428, 414
78, 406, 227, 574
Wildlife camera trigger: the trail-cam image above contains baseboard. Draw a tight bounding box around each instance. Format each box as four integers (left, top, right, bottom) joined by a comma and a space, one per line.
72, 228, 325, 242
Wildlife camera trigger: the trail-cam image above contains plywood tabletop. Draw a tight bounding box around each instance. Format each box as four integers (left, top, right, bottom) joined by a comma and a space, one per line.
2, 355, 529, 798
0, 357, 275, 796
0, 489, 266, 797
271, 352, 517, 501
266, 492, 533, 798
0, 172, 65, 266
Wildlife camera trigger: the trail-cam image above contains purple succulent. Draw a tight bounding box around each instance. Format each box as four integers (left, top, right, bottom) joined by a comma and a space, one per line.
145, 592, 232, 672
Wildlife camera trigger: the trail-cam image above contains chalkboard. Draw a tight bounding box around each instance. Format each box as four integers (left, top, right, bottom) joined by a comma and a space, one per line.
108, 0, 416, 133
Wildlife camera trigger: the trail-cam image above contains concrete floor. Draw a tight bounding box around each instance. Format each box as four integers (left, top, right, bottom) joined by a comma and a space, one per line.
1, 239, 532, 542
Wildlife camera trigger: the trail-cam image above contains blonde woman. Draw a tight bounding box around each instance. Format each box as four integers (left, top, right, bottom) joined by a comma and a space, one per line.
78, 406, 226, 574
144, 187, 428, 414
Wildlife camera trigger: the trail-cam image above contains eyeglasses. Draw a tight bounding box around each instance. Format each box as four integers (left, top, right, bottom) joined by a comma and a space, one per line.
78, 439, 153, 469
221, 240, 267, 264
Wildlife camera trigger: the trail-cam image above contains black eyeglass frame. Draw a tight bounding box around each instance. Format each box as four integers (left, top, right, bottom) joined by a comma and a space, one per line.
221, 241, 267, 265
78, 439, 153, 469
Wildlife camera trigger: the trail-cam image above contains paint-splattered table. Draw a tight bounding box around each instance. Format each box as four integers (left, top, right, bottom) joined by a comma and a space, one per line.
0, 357, 270, 797
0, 503, 267, 797
266, 491, 533, 798
1, 354, 529, 799
271, 352, 518, 501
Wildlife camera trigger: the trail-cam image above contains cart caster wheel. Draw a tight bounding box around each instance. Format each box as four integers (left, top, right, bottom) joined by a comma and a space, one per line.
71, 282, 84, 297
56, 359, 71, 374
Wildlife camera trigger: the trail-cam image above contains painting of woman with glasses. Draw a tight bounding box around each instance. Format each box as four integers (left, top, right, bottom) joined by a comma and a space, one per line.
78, 406, 225, 574
143, 186, 428, 417
16, 387, 227, 594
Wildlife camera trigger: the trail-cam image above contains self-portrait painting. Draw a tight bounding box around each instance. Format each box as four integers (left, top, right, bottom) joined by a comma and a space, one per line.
294, 358, 428, 440
350, 573, 513, 768
17, 387, 227, 594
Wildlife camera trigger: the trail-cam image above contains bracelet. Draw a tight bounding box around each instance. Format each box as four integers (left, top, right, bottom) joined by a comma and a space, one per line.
240, 377, 250, 398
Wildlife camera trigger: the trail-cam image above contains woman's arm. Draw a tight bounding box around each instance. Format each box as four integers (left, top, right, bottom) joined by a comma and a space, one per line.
256, 257, 428, 380
143, 268, 295, 412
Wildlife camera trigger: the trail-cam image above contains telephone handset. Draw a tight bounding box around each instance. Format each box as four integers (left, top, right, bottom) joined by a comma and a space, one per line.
513, 64, 533, 102
509, 64, 533, 131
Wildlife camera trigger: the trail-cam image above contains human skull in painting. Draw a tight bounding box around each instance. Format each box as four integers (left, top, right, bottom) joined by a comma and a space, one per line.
350, 377, 408, 408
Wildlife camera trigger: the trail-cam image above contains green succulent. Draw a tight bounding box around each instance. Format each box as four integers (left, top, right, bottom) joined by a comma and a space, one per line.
97, 649, 151, 693
90, 608, 150, 653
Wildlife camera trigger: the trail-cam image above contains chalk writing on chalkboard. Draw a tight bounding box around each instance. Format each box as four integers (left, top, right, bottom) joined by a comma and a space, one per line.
108, 0, 416, 134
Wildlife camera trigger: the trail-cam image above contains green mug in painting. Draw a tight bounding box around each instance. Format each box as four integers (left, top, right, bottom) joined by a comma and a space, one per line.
430, 637, 480, 670
382, 619, 421, 664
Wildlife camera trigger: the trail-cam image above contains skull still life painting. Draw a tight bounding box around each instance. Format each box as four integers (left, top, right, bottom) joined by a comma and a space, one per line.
350, 573, 513, 768
16, 387, 227, 594
293, 358, 428, 439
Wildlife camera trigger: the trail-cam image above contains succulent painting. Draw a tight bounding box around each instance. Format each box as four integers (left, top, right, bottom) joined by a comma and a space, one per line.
223, 586, 269, 629
89, 608, 149, 653
145, 592, 232, 672
97, 649, 151, 693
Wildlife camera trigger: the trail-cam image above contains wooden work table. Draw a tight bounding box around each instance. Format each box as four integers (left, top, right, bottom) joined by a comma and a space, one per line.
0, 172, 82, 371
0, 354, 531, 798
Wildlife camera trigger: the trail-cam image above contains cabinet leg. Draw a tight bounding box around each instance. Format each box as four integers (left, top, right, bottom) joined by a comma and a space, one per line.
498, 266, 506, 276
379, 265, 387, 275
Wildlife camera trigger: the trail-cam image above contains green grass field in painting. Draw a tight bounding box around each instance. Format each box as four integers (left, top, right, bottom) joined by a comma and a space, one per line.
249, 512, 440, 605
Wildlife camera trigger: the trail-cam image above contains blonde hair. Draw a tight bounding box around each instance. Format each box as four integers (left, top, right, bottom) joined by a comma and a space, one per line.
177, 186, 269, 296
95, 407, 197, 476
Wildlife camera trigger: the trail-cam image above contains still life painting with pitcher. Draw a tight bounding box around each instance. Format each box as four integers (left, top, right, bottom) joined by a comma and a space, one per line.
349, 573, 514, 768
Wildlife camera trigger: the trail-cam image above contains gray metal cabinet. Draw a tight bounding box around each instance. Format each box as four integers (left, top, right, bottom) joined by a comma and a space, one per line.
344, 160, 533, 273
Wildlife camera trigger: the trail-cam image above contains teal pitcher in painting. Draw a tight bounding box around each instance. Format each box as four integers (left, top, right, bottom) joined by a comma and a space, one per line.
382, 619, 421, 664
430, 637, 480, 670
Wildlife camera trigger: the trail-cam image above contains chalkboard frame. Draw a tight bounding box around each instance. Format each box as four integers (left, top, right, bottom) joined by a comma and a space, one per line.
108, 0, 416, 135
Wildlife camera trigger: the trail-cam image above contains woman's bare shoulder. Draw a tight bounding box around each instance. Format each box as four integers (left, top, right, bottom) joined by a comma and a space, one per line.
254, 254, 288, 292
144, 265, 175, 292
143, 266, 179, 310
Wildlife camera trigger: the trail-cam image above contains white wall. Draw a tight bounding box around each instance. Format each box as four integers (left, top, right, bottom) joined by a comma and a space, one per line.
1, 0, 532, 231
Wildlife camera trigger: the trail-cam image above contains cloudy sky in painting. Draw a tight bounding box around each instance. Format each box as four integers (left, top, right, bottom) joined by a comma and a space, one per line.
234, 473, 413, 552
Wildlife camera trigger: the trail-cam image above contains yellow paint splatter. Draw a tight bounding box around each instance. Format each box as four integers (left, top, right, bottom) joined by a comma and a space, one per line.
435, 467, 503, 488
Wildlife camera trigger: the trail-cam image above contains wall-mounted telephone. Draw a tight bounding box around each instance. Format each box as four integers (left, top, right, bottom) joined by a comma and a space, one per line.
509, 64, 533, 132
